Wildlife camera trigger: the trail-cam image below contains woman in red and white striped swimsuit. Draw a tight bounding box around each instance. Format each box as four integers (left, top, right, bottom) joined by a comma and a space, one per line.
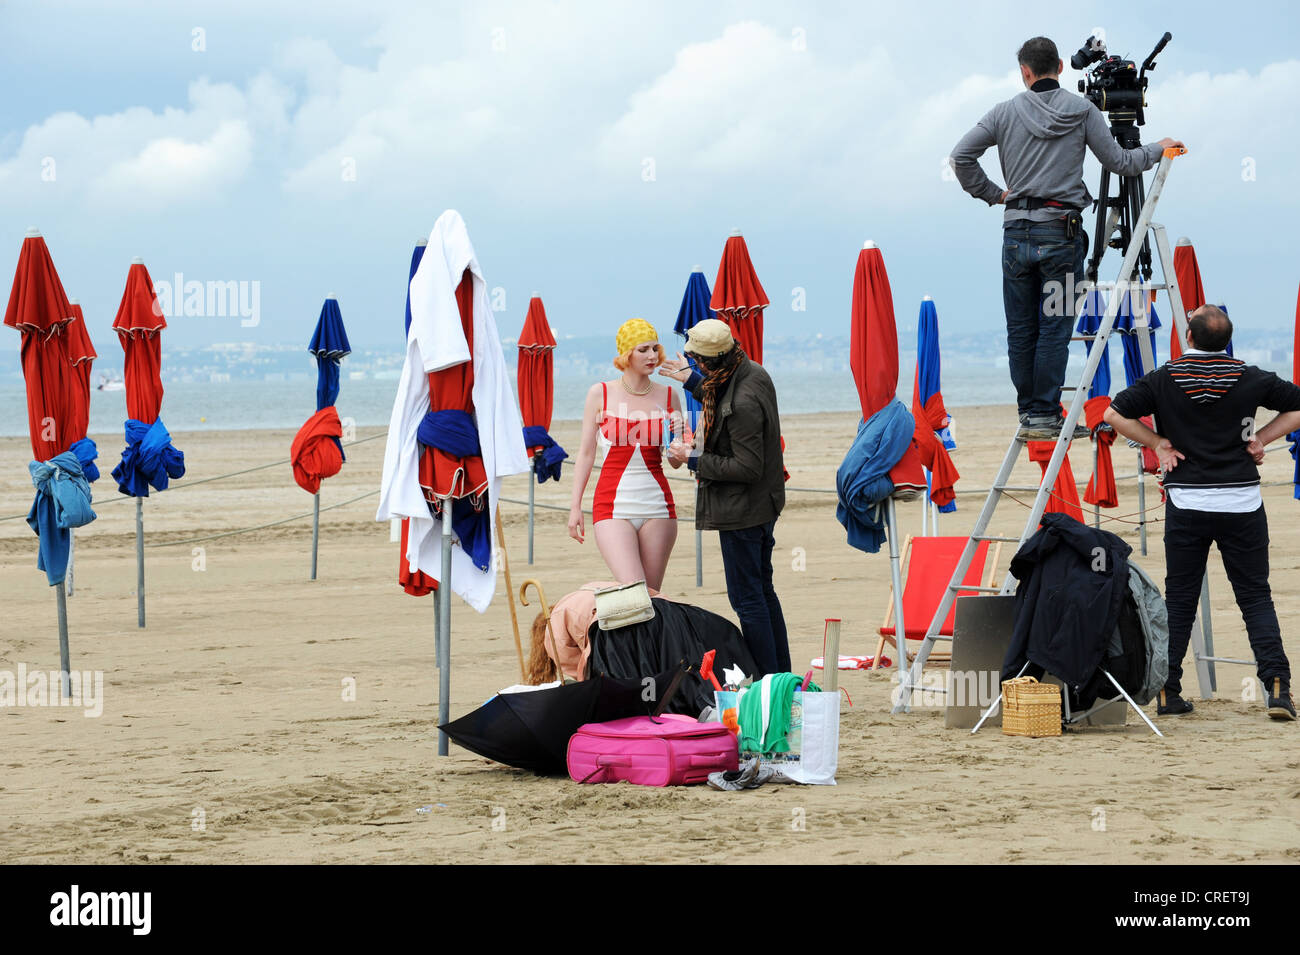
568, 319, 684, 590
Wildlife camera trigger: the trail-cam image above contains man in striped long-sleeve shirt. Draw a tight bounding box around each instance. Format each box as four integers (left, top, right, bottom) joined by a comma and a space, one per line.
1105, 306, 1300, 721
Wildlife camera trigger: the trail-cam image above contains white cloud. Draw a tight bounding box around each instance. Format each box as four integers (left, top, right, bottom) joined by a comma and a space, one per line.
94, 119, 253, 199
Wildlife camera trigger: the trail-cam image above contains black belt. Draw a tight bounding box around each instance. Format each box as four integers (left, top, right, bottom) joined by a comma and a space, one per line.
1007, 197, 1080, 213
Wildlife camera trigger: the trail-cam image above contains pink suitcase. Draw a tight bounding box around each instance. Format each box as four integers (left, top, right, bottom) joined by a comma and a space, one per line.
567, 714, 739, 786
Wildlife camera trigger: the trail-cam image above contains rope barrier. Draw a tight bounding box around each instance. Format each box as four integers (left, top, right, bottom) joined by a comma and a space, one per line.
146, 489, 380, 548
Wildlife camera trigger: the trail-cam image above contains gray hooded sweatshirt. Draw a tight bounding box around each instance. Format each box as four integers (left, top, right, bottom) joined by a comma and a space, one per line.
951, 84, 1165, 223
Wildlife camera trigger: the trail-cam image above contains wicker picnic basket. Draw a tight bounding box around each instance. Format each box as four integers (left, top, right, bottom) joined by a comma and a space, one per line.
1001, 677, 1062, 737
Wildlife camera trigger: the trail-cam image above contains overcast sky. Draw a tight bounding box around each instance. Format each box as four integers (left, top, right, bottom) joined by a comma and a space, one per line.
2, 0, 1297, 351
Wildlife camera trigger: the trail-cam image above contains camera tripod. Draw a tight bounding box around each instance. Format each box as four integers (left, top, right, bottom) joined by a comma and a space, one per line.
1085, 119, 1155, 284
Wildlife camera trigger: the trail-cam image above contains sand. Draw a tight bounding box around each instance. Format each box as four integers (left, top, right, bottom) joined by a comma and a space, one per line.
1, 406, 1297, 864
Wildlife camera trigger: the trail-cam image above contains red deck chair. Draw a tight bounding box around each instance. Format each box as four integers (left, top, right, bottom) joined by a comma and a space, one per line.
873, 536, 1001, 670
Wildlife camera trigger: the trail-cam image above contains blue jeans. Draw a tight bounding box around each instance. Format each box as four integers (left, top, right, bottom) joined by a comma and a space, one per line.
1002, 221, 1088, 418
718, 520, 791, 677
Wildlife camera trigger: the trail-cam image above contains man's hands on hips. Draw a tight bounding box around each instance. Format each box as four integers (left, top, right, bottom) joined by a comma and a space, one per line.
1247, 437, 1266, 465
1156, 437, 1185, 473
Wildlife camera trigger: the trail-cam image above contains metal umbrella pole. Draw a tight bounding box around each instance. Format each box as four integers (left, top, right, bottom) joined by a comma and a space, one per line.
54, 583, 71, 699
694, 481, 703, 588
527, 456, 536, 564
885, 497, 908, 691
311, 492, 320, 580
66, 530, 75, 597
437, 500, 453, 756
136, 496, 145, 628
1135, 450, 1148, 555
1092, 440, 1101, 528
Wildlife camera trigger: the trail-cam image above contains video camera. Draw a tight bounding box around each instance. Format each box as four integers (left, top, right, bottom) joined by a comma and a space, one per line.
1070, 30, 1171, 127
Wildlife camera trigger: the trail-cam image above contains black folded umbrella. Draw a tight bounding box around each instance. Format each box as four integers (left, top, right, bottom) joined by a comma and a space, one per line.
588, 599, 758, 714
439, 666, 686, 775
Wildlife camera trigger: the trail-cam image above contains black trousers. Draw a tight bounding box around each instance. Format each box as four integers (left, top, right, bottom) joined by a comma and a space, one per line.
1163, 498, 1291, 694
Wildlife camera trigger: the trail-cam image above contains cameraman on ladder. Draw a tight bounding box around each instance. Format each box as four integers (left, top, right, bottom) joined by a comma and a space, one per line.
950, 36, 1183, 440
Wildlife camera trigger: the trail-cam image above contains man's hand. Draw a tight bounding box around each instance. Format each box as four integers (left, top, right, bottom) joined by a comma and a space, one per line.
1247, 436, 1266, 465
999, 189, 1010, 204
1156, 138, 1186, 152
1155, 437, 1185, 473
666, 439, 690, 468
657, 352, 692, 383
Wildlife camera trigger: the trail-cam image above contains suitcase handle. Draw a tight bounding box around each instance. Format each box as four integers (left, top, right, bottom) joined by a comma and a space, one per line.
688, 753, 732, 768
596, 755, 631, 768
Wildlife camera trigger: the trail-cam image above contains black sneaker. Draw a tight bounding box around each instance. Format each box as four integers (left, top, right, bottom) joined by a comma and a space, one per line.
1267, 678, 1296, 721
1018, 415, 1061, 441
1157, 689, 1194, 715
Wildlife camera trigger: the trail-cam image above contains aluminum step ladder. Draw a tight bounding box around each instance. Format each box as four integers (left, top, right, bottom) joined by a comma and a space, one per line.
891, 147, 1218, 713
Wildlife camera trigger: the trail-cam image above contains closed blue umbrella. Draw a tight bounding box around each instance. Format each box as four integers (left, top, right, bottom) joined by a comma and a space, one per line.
1115, 284, 1162, 387
673, 267, 711, 432
309, 296, 351, 411
913, 297, 957, 515
1076, 289, 1112, 398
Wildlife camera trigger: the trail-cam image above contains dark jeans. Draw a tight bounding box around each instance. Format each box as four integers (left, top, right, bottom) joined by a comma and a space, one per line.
1164, 499, 1291, 694
1002, 220, 1088, 418
718, 519, 791, 677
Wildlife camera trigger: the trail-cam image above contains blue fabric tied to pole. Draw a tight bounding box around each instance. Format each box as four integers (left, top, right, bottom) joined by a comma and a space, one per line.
835, 399, 915, 554
416, 408, 490, 571
522, 425, 568, 483
27, 451, 97, 586
69, 436, 100, 484
1289, 430, 1299, 501
113, 418, 186, 497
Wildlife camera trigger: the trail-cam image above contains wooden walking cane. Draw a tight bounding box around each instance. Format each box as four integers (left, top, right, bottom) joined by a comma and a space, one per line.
519, 578, 568, 684
494, 506, 525, 682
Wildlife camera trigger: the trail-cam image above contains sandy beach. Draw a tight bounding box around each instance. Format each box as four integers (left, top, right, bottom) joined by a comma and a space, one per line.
1, 405, 1297, 864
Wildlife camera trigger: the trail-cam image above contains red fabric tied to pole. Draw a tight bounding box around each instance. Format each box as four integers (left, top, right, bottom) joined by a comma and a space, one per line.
290, 406, 344, 494
111, 262, 166, 425
419, 271, 488, 503
710, 234, 769, 365
1082, 395, 1118, 508
399, 518, 437, 597
1171, 242, 1207, 362
517, 295, 556, 454
849, 246, 897, 422
1026, 440, 1084, 523
4, 233, 76, 460
911, 391, 959, 508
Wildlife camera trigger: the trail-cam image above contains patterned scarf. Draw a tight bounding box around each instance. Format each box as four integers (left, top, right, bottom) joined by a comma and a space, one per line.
695, 345, 745, 448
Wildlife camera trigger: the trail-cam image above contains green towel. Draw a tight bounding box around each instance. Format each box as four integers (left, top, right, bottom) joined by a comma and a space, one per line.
737, 673, 803, 754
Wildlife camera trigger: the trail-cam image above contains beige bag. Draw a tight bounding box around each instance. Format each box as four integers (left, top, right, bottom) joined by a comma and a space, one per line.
594, 581, 655, 631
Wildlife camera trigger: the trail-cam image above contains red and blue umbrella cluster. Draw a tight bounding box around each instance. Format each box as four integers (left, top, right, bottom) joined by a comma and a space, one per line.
290, 297, 350, 493
5, 230, 98, 584
911, 297, 959, 512
517, 295, 567, 482
110, 262, 185, 497
673, 268, 712, 432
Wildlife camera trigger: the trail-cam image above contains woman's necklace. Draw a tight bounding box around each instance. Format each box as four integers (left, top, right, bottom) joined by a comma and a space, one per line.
620, 377, 652, 396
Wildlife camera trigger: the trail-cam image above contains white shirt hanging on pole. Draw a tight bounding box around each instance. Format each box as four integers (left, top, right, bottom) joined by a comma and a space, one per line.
376, 209, 529, 613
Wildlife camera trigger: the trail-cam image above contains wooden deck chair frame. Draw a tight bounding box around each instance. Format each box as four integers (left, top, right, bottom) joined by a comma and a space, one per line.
872, 536, 1001, 671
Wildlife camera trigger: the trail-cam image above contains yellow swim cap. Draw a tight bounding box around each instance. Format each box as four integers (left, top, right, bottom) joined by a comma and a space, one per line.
615, 318, 659, 358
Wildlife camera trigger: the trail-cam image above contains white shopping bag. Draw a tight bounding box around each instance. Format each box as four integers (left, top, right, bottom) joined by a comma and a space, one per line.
714, 688, 841, 786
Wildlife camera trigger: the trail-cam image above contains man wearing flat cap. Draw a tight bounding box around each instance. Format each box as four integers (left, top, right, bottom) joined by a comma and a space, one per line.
660, 319, 790, 676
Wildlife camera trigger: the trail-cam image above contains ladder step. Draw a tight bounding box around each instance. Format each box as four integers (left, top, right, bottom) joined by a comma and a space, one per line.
947, 585, 1003, 594
973, 535, 1024, 543
996, 485, 1050, 493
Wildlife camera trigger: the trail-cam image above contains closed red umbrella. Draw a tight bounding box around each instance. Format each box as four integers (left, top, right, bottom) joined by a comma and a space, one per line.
850, 242, 926, 491
4, 229, 75, 461
1027, 430, 1085, 522
1171, 238, 1206, 361
517, 294, 557, 449
65, 300, 96, 447
710, 230, 768, 364
112, 259, 165, 424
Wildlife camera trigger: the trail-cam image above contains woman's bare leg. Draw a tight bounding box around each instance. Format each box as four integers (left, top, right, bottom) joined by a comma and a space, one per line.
594, 519, 647, 584
636, 518, 679, 592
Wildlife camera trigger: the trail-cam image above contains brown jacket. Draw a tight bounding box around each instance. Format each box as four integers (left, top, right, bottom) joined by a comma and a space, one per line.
688, 354, 785, 531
